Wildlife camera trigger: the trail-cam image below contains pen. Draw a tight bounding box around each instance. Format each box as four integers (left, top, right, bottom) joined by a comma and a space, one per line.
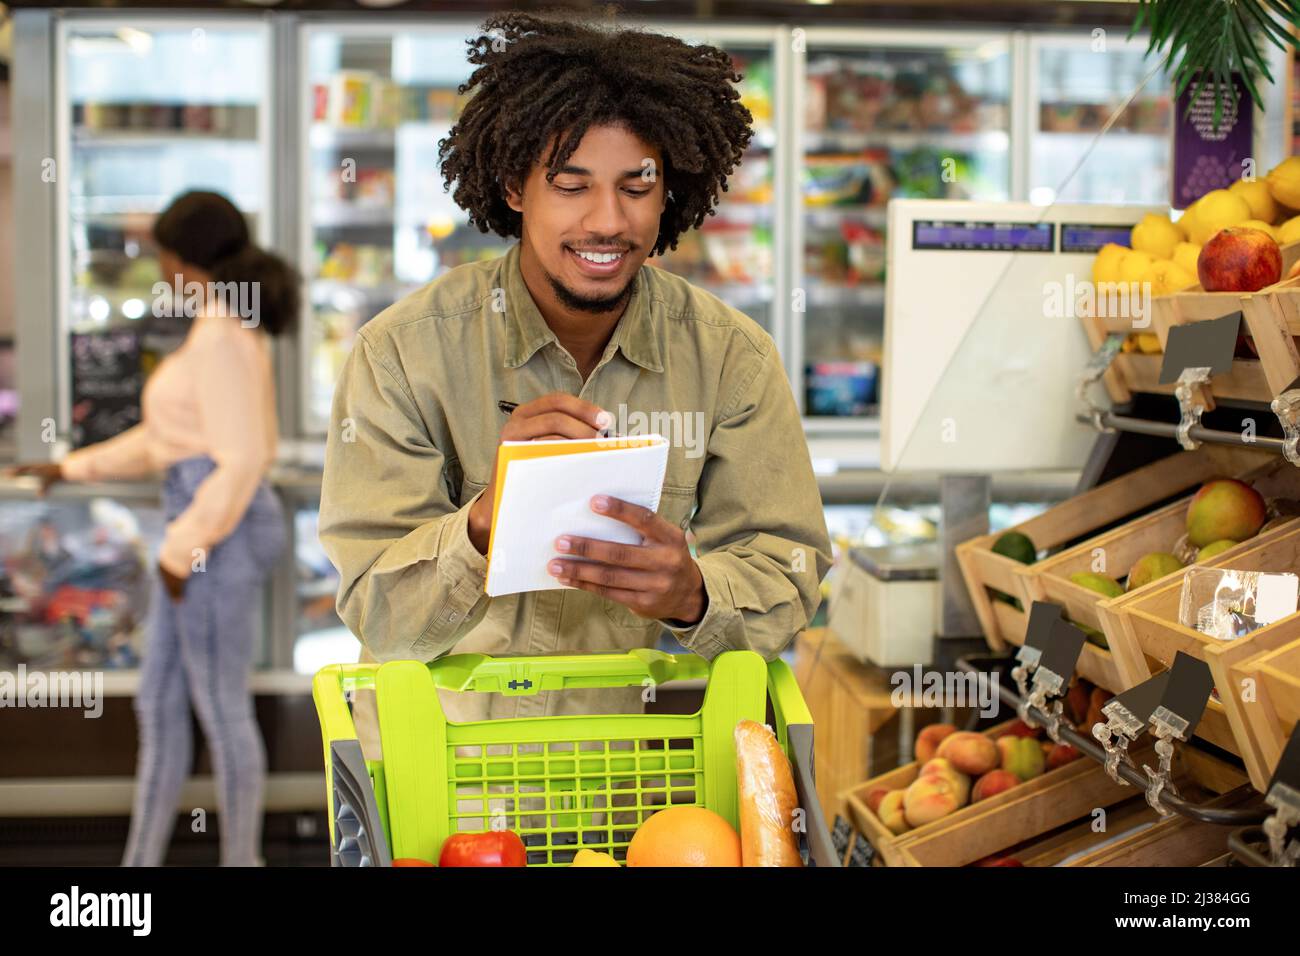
497, 401, 519, 415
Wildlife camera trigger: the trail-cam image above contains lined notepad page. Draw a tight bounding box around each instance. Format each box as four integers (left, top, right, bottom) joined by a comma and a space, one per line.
484, 435, 670, 597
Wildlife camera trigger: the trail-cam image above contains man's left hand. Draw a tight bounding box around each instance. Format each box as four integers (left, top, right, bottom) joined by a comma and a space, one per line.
548, 495, 707, 625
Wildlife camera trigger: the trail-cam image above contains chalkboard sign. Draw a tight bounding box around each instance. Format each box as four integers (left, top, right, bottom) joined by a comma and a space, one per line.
70, 329, 144, 449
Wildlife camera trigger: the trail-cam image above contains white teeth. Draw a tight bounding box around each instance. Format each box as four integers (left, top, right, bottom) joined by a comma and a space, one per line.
574, 250, 623, 264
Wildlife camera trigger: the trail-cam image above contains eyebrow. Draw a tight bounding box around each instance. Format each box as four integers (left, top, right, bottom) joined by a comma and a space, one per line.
554, 165, 651, 180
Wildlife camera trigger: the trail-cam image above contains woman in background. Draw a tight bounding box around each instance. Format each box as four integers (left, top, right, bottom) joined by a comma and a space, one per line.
12, 191, 297, 866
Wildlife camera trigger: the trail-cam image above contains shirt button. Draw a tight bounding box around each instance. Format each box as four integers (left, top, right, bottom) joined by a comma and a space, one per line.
447, 610, 459, 622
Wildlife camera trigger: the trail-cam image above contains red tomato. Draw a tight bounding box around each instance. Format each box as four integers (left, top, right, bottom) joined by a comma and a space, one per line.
437, 831, 527, 868
392, 858, 433, 867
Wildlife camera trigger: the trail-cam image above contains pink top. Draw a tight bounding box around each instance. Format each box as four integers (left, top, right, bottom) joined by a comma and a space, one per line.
62, 312, 278, 579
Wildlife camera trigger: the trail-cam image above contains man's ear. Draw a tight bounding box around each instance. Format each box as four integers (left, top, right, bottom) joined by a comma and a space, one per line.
504, 180, 524, 214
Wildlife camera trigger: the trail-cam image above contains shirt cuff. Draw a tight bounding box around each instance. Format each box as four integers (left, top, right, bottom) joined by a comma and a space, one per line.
411, 492, 489, 657
659, 556, 736, 659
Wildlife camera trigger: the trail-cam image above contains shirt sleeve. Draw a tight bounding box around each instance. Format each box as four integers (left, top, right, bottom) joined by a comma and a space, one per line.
157, 324, 273, 578
317, 331, 489, 663
659, 340, 833, 661
61, 424, 156, 483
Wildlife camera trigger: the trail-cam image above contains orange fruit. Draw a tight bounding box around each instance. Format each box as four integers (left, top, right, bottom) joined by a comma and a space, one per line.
625, 806, 741, 867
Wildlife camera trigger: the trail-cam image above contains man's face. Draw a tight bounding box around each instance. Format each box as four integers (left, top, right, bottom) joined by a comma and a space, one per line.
506, 124, 666, 313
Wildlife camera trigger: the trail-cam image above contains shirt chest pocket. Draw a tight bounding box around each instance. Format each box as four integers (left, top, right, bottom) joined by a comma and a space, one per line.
602, 484, 697, 630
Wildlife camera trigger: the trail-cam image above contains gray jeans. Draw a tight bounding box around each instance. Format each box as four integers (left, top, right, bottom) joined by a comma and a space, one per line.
122, 456, 286, 866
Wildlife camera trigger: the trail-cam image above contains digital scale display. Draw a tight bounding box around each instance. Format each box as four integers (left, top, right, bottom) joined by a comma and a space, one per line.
912, 220, 1055, 252
1059, 223, 1137, 254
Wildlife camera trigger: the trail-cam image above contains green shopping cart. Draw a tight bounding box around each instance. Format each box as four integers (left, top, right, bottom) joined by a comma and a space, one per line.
312, 647, 838, 867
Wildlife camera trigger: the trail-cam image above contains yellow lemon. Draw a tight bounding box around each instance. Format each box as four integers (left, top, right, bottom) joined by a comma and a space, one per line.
1131, 213, 1184, 259
1171, 241, 1202, 276
1118, 249, 1154, 284
1266, 157, 1300, 210
1229, 179, 1279, 223
1141, 259, 1197, 296
1187, 189, 1252, 245
1092, 242, 1128, 285
1136, 332, 1163, 354
1278, 214, 1300, 245
571, 849, 620, 867
1239, 219, 1279, 241
1176, 202, 1200, 242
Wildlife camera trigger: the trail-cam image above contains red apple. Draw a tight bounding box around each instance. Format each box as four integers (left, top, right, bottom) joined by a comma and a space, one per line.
865, 787, 890, 814
1047, 743, 1082, 771
1198, 227, 1282, 292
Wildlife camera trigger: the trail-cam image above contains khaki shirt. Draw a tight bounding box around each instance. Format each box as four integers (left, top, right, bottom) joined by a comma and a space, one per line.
319, 242, 832, 752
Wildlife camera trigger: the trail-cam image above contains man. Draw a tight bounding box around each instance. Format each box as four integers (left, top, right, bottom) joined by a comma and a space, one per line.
319, 13, 832, 744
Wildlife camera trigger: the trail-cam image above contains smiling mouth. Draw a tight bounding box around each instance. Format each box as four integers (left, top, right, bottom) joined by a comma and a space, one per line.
565, 245, 629, 276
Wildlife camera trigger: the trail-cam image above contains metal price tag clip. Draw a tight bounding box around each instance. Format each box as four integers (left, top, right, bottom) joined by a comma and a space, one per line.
1271, 388, 1300, 468
1263, 781, 1300, 867
1141, 705, 1189, 817
1174, 366, 1212, 451
1077, 334, 1123, 433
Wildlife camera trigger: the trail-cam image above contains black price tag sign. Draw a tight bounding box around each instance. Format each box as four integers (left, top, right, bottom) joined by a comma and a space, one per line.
1038, 616, 1085, 682
1024, 601, 1064, 651
1158, 312, 1240, 385
1152, 651, 1215, 738
1267, 725, 1300, 797
1107, 670, 1171, 728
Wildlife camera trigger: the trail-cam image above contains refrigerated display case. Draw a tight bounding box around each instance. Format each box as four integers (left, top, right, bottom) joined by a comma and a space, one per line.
1027, 32, 1174, 207
58, 19, 273, 444
794, 30, 1013, 428
300, 24, 511, 433
648, 26, 784, 338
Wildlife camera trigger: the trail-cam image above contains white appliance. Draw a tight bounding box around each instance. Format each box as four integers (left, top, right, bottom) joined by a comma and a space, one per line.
881, 198, 1162, 473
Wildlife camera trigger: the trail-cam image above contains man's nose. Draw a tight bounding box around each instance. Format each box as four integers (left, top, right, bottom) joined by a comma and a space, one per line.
582, 186, 631, 239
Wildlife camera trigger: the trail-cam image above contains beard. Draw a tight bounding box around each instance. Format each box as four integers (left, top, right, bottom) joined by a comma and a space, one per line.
545, 263, 637, 314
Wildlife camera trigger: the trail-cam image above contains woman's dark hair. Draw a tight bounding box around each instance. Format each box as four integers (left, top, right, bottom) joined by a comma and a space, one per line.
152, 190, 299, 336
437, 11, 754, 256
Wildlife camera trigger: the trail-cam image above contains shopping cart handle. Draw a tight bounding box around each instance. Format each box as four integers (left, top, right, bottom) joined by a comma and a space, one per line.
426, 647, 712, 695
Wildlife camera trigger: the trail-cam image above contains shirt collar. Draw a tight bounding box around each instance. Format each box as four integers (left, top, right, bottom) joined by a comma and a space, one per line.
500, 242, 663, 373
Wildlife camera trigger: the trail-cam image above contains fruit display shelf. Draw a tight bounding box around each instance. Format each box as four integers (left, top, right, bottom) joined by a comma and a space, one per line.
844, 720, 1249, 867
1103, 521, 1300, 792
954, 444, 1271, 692
1028, 455, 1300, 693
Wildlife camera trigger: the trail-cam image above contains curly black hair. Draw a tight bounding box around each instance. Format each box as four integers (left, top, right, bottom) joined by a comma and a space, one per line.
437, 11, 755, 256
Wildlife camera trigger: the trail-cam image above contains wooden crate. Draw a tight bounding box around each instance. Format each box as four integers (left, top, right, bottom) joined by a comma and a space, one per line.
955, 444, 1276, 683
874, 748, 1243, 867
1238, 634, 1300, 791
1106, 521, 1300, 791
842, 718, 1150, 867
1032, 455, 1300, 690
1064, 786, 1258, 867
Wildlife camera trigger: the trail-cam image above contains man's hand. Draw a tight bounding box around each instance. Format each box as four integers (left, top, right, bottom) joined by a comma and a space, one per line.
547, 495, 707, 626
466, 393, 611, 554
159, 563, 187, 602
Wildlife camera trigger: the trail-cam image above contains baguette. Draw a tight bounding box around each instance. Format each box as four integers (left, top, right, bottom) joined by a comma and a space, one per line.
734, 719, 804, 867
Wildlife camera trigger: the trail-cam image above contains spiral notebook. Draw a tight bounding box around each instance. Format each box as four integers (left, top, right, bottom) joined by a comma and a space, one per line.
484, 434, 671, 597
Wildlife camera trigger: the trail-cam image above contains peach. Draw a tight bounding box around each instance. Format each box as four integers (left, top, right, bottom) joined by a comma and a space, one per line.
972, 769, 1020, 802
936, 731, 1000, 776
915, 723, 958, 763
919, 759, 970, 806
1047, 743, 1082, 771
877, 790, 910, 835
865, 787, 890, 814
903, 775, 960, 828
997, 719, 1041, 739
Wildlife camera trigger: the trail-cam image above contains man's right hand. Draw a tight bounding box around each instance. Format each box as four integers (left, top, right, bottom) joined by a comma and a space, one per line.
466, 393, 612, 555
6, 462, 65, 497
